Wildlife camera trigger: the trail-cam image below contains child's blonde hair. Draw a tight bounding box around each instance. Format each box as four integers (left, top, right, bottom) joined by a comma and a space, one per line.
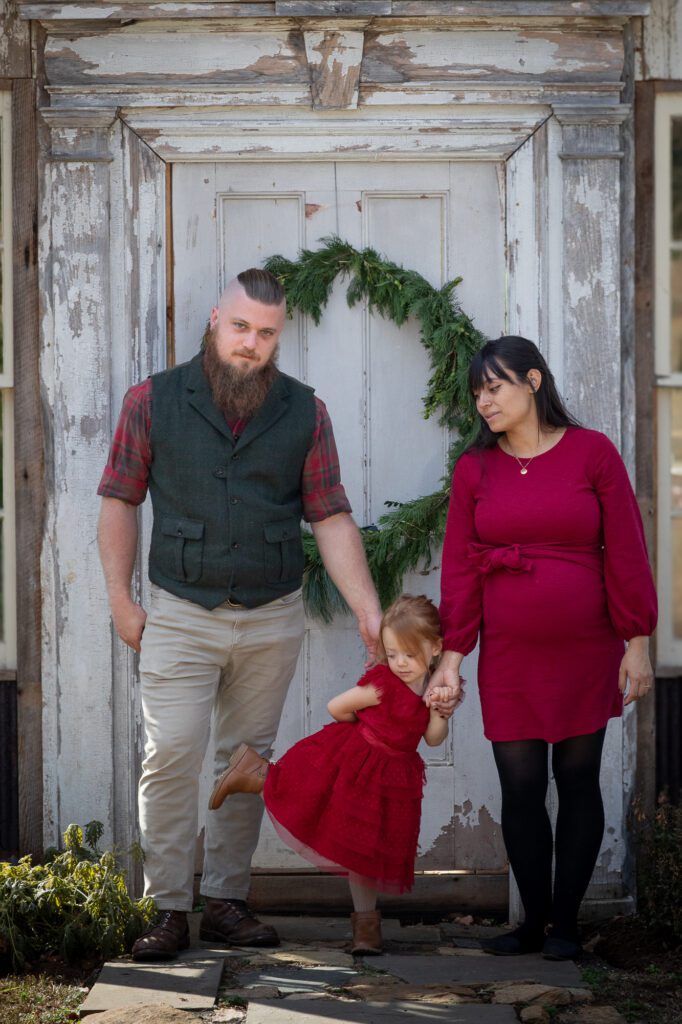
376, 594, 442, 668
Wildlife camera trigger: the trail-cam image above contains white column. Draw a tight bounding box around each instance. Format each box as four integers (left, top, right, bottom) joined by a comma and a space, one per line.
40, 109, 119, 849
553, 104, 629, 448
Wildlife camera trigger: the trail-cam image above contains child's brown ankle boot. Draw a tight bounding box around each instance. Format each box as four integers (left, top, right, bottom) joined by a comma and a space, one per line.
350, 910, 382, 955
209, 743, 269, 810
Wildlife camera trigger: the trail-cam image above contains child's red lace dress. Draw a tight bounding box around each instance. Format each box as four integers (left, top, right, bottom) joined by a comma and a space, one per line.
263, 663, 430, 893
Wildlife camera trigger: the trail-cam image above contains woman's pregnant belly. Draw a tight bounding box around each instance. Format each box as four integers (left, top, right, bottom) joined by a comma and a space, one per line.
480, 556, 616, 646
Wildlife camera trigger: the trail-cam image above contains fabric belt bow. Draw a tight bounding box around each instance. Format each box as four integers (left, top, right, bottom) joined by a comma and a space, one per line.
468, 542, 533, 575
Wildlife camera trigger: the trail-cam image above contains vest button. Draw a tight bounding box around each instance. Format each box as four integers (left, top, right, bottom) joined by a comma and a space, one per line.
232, 542, 239, 550
214, 467, 227, 478
230, 498, 240, 505
232, 454, 239, 461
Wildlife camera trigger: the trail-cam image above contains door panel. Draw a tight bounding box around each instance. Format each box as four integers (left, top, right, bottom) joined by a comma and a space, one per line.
172, 159, 507, 873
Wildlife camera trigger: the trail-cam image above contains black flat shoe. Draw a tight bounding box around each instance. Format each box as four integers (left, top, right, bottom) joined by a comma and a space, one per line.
482, 927, 545, 956
542, 934, 582, 960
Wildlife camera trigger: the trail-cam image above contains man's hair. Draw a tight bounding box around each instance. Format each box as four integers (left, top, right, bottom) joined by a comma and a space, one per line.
237, 268, 285, 307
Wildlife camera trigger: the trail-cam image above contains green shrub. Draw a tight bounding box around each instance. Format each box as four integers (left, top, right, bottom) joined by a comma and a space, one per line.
0, 822, 156, 970
636, 797, 682, 941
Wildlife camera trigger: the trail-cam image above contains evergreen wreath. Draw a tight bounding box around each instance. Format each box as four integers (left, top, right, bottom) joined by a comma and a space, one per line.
264, 236, 485, 620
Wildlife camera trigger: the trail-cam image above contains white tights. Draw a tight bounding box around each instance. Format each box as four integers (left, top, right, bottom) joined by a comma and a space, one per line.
349, 877, 377, 912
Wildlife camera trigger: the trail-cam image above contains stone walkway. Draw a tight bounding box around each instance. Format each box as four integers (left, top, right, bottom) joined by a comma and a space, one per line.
82, 915, 628, 1024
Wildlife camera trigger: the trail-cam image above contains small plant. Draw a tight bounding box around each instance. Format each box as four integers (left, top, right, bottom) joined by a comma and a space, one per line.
0, 822, 155, 970
636, 796, 682, 941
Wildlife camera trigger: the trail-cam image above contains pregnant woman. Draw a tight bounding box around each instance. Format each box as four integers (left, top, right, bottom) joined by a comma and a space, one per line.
434, 336, 657, 960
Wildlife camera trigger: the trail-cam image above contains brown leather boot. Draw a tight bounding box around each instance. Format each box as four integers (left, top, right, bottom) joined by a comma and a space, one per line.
199, 897, 279, 947
131, 910, 190, 961
208, 743, 270, 810
350, 910, 382, 955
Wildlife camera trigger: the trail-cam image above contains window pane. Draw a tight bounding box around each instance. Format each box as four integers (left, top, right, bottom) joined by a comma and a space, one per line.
673, 518, 682, 639
0, 515, 4, 645
0, 396, 3, 509
672, 390, 682, 512
0, 113, 3, 376
673, 118, 682, 241
672, 251, 682, 374
672, 391, 682, 639
0, 256, 3, 375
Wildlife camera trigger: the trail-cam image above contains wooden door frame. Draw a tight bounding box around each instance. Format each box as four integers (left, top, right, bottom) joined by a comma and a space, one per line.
29, 5, 644, 915
0, 56, 43, 859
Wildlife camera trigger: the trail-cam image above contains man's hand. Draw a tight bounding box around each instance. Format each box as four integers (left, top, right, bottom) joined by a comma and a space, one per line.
111, 596, 147, 653
358, 608, 382, 666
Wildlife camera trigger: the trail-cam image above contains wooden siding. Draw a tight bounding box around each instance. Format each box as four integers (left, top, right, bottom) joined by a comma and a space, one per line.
13, 78, 44, 861
642, 0, 682, 80
38, 17, 628, 114
1, 1, 32, 78
17, 1, 652, 20
0, 675, 18, 856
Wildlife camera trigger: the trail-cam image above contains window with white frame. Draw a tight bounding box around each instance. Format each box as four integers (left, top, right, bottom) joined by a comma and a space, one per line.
0, 93, 16, 671
655, 94, 682, 668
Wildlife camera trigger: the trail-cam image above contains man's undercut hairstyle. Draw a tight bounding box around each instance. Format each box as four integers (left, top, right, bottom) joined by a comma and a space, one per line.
237, 268, 286, 307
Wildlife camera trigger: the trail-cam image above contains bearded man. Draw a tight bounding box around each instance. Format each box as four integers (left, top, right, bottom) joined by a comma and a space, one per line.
97, 268, 381, 960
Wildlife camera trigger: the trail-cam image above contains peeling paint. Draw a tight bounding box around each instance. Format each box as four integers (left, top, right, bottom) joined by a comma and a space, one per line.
420, 806, 505, 870
304, 202, 328, 218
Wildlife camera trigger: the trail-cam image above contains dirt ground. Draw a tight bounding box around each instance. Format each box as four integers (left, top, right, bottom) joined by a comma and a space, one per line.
580, 916, 682, 1024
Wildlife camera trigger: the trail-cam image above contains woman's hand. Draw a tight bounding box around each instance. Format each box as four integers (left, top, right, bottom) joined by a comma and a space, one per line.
619, 636, 654, 706
424, 651, 466, 719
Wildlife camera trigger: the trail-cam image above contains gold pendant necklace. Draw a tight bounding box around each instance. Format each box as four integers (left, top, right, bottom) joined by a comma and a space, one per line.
507, 439, 539, 475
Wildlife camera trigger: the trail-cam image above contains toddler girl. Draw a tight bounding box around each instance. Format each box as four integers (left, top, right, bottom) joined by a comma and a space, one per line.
208, 594, 456, 954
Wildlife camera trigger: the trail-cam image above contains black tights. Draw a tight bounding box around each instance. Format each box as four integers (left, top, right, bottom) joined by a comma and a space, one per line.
492, 728, 606, 941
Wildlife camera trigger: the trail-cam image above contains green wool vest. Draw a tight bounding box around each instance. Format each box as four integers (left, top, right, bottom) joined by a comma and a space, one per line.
148, 354, 316, 609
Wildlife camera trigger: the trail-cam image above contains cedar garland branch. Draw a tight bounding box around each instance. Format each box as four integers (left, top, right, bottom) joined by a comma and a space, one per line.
264, 236, 485, 618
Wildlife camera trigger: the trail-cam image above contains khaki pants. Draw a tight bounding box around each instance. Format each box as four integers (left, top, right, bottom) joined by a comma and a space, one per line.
138, 584, 304, 910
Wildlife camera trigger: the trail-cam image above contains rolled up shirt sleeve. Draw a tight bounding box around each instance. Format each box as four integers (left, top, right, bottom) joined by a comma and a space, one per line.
302, 398, 352, 523
97, 380, 152, 506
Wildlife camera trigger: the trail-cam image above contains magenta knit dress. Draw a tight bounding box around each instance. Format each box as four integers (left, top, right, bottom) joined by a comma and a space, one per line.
440, 428, 658, 743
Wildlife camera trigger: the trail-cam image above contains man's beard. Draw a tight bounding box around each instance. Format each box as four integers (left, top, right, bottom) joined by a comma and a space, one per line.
202, 322, 278, 420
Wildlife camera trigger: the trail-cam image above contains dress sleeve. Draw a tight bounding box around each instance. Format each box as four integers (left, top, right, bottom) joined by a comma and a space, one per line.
439, 452, 484, 654
357, 664, 388, 689
591, 434, 658, 640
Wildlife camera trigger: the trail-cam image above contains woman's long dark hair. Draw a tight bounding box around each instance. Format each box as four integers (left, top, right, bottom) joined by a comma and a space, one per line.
468, 336, 580, 450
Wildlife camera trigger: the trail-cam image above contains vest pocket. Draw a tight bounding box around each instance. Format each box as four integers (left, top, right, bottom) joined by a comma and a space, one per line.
160, 515, 205, 583
264, 518, 303, 583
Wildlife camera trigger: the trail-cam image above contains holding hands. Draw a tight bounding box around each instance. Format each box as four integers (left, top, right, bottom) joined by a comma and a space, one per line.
423, 650, 467, 719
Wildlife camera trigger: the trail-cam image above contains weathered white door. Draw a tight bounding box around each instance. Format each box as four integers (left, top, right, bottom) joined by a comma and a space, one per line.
172, 159, 507, 877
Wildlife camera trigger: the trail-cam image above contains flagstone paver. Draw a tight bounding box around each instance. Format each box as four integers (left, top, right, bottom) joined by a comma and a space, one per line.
245, 998, 519, 1023
491, 982, 573, 1005
236, 964, 360, 996
258, 917, 351, 944
245, 949, 354, 969
257, 915, 440, 946
80, 958, 224, 1015
85, 1005, 204, 1023
379, 951, 585, 987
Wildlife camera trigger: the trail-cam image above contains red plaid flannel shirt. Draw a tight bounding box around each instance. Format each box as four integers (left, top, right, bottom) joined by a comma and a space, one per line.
97, 377, 351, 522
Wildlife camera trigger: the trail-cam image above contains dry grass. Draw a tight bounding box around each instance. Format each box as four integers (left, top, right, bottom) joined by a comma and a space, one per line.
0, 973, 86, 1024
